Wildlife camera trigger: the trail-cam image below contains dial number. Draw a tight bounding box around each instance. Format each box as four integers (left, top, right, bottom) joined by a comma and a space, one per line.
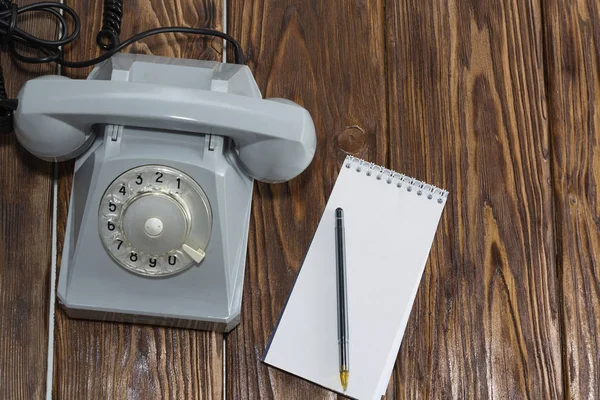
108, 238, 127, 256
155, 172, 164, 183
135, 175, 143, 185
119, 186, 126, 196
129, 252, 138, 262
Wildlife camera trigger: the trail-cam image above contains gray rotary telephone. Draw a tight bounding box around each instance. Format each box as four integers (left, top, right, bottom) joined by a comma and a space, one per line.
13, 53, 316, 331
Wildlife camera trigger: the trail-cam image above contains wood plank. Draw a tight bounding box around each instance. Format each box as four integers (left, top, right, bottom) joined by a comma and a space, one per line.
544, 0, 600, 397
226, 1, 387, 398
0, 1, 57, 397
383, 0, 562, 398
53, 0, 224, 397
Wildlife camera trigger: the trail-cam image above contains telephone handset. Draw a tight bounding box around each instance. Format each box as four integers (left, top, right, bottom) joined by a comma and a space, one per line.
13, 53, 316, 331
15, 70, 315, 183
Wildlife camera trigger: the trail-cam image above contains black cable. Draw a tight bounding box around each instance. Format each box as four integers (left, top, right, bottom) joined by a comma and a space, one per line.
96, 0, 122, 50
0, 62, 16, 133
62, 27, 243, 68
0, 0, 245, 133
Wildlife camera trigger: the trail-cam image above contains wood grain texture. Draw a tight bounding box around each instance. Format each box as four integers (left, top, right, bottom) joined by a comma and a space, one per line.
544, 0, 600, 397
384, 0, 562, 398
226, 0, 387, 398
53, 0, 224, 398
2, 0, 590, 397
0, 2, 56, 398
62, 0, 222, 78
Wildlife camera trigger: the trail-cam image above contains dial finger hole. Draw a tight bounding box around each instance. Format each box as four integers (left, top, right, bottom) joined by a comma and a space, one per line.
112, 181, 131, 199
167, 175, 188, 195
128, 172, 150, 192
100, 217, 119, 238
150, 170, 170, 190
101, 196, 121, 217
164, 252, 181, 272
126, 251, 140, 265
168, 177, 180, 193
141, 254, 165, 272
108, 237, 128, 256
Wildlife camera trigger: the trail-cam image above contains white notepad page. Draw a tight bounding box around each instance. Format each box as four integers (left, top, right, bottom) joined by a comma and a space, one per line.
263, 156, 447, 400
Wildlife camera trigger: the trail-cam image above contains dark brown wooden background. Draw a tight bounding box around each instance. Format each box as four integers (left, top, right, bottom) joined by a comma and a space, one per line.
1, 0, 598, 398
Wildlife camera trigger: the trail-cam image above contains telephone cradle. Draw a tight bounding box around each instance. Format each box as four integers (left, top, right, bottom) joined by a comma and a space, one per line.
14, 53, 316, 332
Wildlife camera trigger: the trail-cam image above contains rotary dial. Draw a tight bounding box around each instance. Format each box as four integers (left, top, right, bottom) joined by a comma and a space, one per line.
98, 165, 212, 277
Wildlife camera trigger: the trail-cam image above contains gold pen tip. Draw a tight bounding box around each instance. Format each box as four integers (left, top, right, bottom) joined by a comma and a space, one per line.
340, 371, 348, 391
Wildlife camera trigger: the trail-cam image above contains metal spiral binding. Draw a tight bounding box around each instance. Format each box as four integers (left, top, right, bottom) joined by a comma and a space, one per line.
96, 0, 123, 50
344, 155, 448, 204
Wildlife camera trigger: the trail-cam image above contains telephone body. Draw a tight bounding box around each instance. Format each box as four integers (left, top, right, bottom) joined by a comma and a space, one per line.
14, 53, 316, 332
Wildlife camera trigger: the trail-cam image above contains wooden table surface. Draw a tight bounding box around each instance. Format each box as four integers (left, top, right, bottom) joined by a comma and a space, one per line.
1, 0, 598, 398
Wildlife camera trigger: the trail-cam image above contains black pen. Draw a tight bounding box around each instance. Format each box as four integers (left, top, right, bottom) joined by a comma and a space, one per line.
335, 207, 349, 391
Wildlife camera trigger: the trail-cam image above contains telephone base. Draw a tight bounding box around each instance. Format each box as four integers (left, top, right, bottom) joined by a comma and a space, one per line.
56, 54, 262, 332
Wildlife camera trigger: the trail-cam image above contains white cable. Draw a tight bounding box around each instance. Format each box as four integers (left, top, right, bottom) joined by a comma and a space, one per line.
45, 1, 63, 395
223, 336, 227, 400
45, 163, 58, 400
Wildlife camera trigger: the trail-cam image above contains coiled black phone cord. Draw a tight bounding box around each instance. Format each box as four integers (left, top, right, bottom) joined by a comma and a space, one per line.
0, 0, 244, 134
96, 0, 122, 50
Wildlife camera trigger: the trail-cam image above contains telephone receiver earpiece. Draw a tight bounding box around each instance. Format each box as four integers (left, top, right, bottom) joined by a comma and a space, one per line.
14, 76, 316, 183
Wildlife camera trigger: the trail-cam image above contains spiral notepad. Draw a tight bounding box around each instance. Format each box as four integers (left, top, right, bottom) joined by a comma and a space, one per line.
263, 156, 448, 400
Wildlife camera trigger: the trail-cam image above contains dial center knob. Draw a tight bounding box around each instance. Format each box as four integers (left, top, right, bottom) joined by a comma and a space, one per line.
122, 193, 188, 255
144, 217, 163, 237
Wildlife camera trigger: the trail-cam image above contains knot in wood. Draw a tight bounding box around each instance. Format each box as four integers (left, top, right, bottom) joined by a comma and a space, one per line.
336, 125, 367, 154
